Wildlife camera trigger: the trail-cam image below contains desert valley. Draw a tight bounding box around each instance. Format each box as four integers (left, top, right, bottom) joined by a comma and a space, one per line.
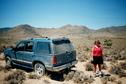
0, 24, 126, 84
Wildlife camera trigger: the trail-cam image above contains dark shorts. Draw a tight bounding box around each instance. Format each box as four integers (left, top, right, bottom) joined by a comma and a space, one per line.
92, 56, 103, 64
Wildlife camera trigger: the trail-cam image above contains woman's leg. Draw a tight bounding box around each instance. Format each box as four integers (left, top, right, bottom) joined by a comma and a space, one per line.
93, 64, 97, 73
98, 56, 103, 72
98, 64, 101, 71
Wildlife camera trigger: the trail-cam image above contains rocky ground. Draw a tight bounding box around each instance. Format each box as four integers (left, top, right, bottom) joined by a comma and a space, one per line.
0, 52, 126, 84
0, 34, 126, 84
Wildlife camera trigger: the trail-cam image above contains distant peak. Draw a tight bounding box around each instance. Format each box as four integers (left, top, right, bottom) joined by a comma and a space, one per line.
15, 24, 33, 28
60, 24, 89, 29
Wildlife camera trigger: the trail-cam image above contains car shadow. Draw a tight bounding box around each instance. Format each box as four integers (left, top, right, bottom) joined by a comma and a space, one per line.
48, 71, 64, 81
12, 65, 33, 72
12, 65, 75, 82
47, 69, 76, 81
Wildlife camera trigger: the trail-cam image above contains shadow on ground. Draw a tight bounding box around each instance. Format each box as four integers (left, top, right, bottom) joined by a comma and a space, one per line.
12, 65, 74, 81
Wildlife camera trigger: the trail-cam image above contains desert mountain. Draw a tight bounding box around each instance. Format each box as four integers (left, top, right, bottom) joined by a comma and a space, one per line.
93, 25, 126, 37
35, 24, 92, 37
0, 24, 39, 40
60, 24, 92, 33
0, 24, 126, 39
96, 26, 126, 35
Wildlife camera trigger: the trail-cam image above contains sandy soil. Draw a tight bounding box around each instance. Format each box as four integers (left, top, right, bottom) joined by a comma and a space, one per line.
0, 53, 126, 84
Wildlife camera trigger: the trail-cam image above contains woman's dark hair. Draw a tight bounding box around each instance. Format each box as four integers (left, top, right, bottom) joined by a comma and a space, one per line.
94, 40, 101, 45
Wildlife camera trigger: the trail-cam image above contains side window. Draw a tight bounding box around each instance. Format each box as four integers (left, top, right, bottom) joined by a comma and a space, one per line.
37, 42, 51, 54
16, 42, 25, 51
25, 42, 33, 52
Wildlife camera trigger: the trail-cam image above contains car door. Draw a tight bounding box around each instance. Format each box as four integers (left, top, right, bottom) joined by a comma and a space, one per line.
22, 41, 34, 67
14, 41, 25, 64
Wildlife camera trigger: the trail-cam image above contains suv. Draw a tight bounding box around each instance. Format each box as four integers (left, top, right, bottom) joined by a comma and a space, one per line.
4, 37, 77, 76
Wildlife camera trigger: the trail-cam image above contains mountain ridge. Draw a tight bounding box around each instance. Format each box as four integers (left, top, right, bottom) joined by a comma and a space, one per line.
0, 24, 126, 38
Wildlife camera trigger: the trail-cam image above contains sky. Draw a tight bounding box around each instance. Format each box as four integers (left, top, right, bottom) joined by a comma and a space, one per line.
0, 0, 126, 29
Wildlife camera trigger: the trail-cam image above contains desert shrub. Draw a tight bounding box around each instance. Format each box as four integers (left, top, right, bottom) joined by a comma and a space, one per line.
102, 76, 122, 84
64, 71, 94, 84
103, 48, 124, 61
109, 64, 126, 77
108, 76, 116, 82
73, 71, 94, 84
0, 65, 11, 72
77, 54, 89, 62
103, 39, 112, 48
102, 63, 107, 70
72, 71, 81, 82
64, 71, 75, 81
4, 65, 12, 72
111, 58, 117, 63
28, 72, 41, 79
4, 69, 26, 84
119, 50, 126, 60
118, 71, 126, 77
116, 80, 122, 84
77, 55, 85, 62
0, 65, 4, 71
101, 76, 109, 84
85, 47, 90, 51
109, 54, 124, 61
119, 61, 126, 70
77, 46, 90, 62
101, 76, 117, 84
109, 65, 122, 75
111, 54, 120, 60
85, 63, 93, 71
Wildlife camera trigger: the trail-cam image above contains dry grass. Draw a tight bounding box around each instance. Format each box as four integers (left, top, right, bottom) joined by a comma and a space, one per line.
0, 65, 4, 71
85, 62, 93, 71
0, 65, 11, 72
28, 72, 41, 79
4, 69, 26, 84
64, 71, 94, 84
109, 62, 126, 77
109, 64, 121, 74
102, 63, 108, 70
43, 79, 50, 84
101, 76, 123, 84
119, 61, 126, 70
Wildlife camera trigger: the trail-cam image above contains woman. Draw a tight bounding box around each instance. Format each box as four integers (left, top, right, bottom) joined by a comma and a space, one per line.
91, 40, 103, 76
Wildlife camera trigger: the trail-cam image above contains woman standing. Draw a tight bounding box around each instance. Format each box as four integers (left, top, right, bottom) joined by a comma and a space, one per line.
91, 40, 103, 76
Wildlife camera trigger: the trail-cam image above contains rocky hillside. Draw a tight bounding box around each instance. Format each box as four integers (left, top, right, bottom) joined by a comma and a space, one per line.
35, 24, 92, 37
0, 24, 39, 39
94, 26, 126, 37
60, 24, 92, 34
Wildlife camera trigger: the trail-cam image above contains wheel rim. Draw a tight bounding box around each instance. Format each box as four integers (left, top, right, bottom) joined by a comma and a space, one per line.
34, 63, 45, 76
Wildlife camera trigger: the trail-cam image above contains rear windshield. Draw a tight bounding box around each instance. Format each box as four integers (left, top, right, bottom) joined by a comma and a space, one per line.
53, 39, 74, 54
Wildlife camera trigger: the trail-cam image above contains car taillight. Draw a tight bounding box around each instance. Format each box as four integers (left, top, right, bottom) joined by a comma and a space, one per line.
52, 55, 57, 65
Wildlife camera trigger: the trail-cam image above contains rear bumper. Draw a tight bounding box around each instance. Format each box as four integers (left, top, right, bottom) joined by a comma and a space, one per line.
48, 60, 78, 72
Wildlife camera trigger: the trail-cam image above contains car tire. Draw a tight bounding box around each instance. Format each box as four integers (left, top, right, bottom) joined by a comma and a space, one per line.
6, 57, 12, 67
34, 63, 45, 76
